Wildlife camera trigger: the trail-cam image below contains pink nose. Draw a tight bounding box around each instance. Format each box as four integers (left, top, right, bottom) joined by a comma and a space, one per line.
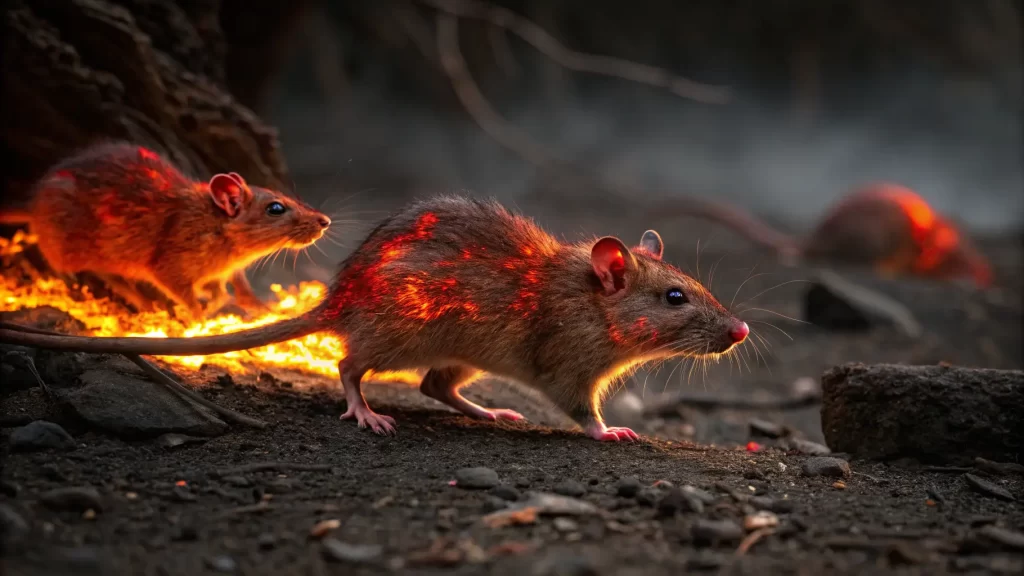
729, 321, 749, 343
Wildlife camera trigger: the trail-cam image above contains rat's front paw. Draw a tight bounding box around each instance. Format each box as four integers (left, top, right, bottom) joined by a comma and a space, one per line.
585, 423, 640, 442
341, 403, 397, 436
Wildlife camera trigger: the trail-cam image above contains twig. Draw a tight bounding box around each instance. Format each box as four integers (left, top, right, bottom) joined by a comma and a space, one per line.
737, 527, 774, 555
435, 13, 559, 167
0, 322, 268, 429
212, 462, 335, 477
415, 0, 731, 104
922, 466, 973, 473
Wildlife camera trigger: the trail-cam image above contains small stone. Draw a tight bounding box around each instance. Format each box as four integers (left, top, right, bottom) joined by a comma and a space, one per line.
553, 517, 579, 532
309, 519, 341, 539
521, 492, 599, 516
257, 533, 277, 550
635, 486, 662, 507
681, 485, 716, 505
743, 511, 779, 530
171, 486, 197, 502
322, 539, 383, 563
616, 477, 641, 498
787, 438, 832, 455
82, 508, 97, 520
206, 555, 236, 573
40, 487, 103, 512
801, 457, 851, 478
964, 474, 1015, 502
489, 485, 521, 501
155, 433, 207, 449
265, 479, 295, 494
125, 492, 138, 500
749, 418, 783, 438
222, 476, 251, 487
481, 496, 508, 513
750, 496, 794, 514
833, 481, 847, 490
553, 480, 586, 498
692, 519, 744, 543
454, 467, 499, 490
9, 420, 76, 452
655, 487, 690, 517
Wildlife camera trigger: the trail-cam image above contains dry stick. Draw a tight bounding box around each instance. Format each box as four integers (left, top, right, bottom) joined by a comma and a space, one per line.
0, 321, 268, 429
415, 0, 732, 104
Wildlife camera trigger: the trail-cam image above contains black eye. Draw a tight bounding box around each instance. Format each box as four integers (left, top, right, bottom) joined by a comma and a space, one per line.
266, 202, 287, 216
666, 288, 688, 306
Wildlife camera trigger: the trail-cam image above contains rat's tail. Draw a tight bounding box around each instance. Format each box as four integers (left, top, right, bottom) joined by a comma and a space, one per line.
0, 208, 32, 225
0, 313, 320, 356
651, 196, 802, 260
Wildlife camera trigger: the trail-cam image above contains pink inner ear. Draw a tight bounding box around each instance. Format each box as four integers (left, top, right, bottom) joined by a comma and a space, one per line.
227, 172, 247, 188
592, 237, 630, 293
209, 173, 243, 217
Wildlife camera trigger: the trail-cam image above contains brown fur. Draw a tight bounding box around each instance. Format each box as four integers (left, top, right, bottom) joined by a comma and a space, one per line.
2, 142, 330, 317
0, 195, 747, 441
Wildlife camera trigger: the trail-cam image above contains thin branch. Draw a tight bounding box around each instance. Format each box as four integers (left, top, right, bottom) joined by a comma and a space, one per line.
415, 0, 732, 104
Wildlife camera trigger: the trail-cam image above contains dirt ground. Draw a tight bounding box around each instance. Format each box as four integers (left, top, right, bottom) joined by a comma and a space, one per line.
2, 219, 1022, 576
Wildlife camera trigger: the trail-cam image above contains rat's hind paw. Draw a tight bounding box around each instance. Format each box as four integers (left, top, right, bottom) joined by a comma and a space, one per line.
484, 408, 524, 422
585, 424, 640, 442
341, 404, 397, 436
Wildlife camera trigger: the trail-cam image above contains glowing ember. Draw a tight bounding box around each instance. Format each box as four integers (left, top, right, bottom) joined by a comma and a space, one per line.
0, 232, 416, 382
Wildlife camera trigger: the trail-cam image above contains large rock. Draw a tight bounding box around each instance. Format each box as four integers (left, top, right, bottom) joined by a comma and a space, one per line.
821, 363, 1023, 465
36, 351, 227, 438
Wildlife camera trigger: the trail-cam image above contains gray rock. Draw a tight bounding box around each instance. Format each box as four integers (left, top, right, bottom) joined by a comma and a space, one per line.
636, 486, 662, 507
750, 496, 795, 513
681, 485, 716, 505
553, 480, 587, 498
40, 486, 103, 512
657, 486, 702, 516
749, 418, 783, 438
9, 420, 76, 452
205, 555, 237, 573
692, 519, 744, 543
786, 438, 832, 455
489, 485, 521, 501
821, 363, 1024, 465
522, 492, 598, 516
553, 517, 579, 532
322, 539, 383, 563
616, 476, 641, 498
802, 457, 851, 478
257, 533, 277, 550
454, 467, 499, 489
43, 354, 227, 438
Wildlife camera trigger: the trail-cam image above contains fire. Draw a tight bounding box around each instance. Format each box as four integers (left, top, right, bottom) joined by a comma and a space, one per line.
0, 232, 416, 383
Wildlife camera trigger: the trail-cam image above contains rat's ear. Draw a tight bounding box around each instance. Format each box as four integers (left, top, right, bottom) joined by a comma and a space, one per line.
227, 172, 246, 187
591, 236, 636, 295
637, 230, 664, 260
209, 173, 252, 218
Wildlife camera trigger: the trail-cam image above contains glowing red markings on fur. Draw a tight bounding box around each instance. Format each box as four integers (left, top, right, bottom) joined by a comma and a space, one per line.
137, 147, 160, 161
608, 316, 659, 349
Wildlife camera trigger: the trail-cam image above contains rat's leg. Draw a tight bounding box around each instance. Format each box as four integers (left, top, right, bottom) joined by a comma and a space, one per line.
94, 273, 157, 313
419, 366, 524, 422
148, 274, 204, 320
551, 383, 638, 442
338, 357, 396, 435
229, 270, 271, 313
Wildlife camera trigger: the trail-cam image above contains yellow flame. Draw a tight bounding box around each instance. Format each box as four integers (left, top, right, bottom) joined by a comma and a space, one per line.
0, 233, 416, 383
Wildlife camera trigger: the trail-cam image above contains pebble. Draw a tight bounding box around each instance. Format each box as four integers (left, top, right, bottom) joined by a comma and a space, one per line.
743, 511, 779, 530
454, 467, 500, 490
9, 420, 76, 452
171, 486, 197, 502
39, 486, 103, 512
635, 486, 662, 507
257, 533, 277, 549
801, 457, 851, 478
521, 492, 598, 516
481, 496, 508, 513
616, 477, 641, 498
155, 433, 207, 449
750, 496, 794, 514
657, 486, 704, 516
554, 480, 587, 498
692, 519, 744, 543
490, 485, 522, 501
964, 474, 1015, 502
222, 476, 251, 487
322, 539, 383, 563
787, 438, 832, 455
553, 517, 579, 532
681, 485, 716, 505
205, 555, 237, 573
749, 418, 783, 438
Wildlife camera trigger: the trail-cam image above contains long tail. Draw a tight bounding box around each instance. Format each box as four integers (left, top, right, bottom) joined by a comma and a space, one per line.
0, 209, 32, 225
650, 196, 802, 259
0, 313, 320, 355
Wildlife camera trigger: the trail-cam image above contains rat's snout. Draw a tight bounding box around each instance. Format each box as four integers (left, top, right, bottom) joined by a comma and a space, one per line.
728, 320, 749, 344
318, 215, 331, 229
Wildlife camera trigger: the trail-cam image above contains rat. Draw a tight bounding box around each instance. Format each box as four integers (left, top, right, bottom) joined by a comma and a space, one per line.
0, 142, 332, 318
652, 183, 992, 287
0, 195, 750, 441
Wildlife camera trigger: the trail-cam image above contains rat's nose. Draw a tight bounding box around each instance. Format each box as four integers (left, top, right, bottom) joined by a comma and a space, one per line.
729, 321, 749, 344
318, 215, 331, 229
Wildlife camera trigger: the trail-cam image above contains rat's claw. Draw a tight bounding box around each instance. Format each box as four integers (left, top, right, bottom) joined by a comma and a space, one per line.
585, 424, 640, 442
488, 409, 524, 422
341, 404, 397, 436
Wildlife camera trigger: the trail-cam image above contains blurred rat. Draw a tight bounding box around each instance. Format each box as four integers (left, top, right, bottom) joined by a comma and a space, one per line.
0, 142, 332, 318
653, 183, 992, 287
0, 195, 750, 441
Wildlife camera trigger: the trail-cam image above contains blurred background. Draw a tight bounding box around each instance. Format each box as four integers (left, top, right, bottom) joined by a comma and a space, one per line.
3, 0, 1022, 444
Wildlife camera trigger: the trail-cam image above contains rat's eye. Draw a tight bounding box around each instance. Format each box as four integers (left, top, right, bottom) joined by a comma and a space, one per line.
666, 288, 688, 306
266, 202, 287, 216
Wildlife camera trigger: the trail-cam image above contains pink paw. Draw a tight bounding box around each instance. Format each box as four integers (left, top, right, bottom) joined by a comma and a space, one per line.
341, 404, 397, 436
485, 409, 525, 422
586, 424, 640, 442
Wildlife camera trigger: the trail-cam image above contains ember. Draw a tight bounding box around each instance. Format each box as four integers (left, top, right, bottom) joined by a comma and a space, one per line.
0, 232, 416, 383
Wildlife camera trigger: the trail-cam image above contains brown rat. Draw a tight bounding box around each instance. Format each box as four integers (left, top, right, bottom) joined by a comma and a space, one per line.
0, 195, 750, 441
0, 142, 332, 318
653, 183, 992, 287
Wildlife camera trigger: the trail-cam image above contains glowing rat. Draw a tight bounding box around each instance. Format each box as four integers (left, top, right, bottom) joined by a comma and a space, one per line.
0, 142, 332, 318
0, 196, 750, 441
